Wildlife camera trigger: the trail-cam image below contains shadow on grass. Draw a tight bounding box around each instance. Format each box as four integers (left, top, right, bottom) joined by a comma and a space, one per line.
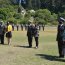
36, 54, 65, 62
14, 45, 30, 48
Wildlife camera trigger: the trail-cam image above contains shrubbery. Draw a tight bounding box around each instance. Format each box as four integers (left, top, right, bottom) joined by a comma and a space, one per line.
0, 6, 63, 25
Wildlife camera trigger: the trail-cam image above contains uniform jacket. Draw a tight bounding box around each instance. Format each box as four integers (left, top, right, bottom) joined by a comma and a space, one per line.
56, 24, 65, 41
27, 24, 39, 37
27, 24, 32, 37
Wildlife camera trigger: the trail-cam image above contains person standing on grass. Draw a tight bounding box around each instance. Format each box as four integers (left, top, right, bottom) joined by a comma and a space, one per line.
12, 23, 14, 31
16, 23, 19, 31
34, 22, 39, 48
0, 21, 6, 44
21, 24, 24, 31
27, 21, 39, 48
42, 24, 45, 31
56, 17, 65, 58
6, 22, 12, 45
27, 21, 33, 48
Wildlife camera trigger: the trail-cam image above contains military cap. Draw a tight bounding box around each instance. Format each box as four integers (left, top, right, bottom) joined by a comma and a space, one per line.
59, 17, 65, 22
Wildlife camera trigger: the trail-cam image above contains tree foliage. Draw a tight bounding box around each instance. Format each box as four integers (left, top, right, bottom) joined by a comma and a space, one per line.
0, 0, 65, 25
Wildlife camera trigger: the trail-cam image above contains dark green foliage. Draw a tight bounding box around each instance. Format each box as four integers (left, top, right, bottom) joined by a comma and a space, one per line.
20, 18, 29, 24
0, 0, 65, 13
34, 9, 58, 25
0, 0, 65, 25
34, 9, 51, 24
0, 14, 5, 20
13, 13, 22, 19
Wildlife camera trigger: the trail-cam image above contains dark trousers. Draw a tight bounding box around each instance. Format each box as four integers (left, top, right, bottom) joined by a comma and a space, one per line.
34, 37, 39, 47
43, 27, 44, 31
0, 35, 4, 44
39, 27, 41, 30
12, 27, 14, 31
28, 36, 32, 47
17, 26, 19, 31
21, 27, 23, 31
58, 41, 64, 56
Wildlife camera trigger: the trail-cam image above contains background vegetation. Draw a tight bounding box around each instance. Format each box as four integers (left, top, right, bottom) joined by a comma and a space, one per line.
0, 0, 65, 25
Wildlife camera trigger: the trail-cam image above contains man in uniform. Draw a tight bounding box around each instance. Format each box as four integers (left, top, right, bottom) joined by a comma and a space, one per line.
25, 24, 28, 30
27, 22, 33, 48
21, 24, 24, 31
38, 24, 41, 31
16, 23, 19, 31
12, 23, 14, 31
27, 21, 39, 48
0, 21, 5, 44
56, 17, 65, 58
42, 24, 45, 31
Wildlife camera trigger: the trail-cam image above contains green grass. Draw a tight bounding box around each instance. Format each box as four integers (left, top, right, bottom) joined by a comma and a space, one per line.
0, 27, 65, 65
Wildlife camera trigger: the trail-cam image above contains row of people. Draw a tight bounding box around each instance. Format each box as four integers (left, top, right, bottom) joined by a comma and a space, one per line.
0, 22, 12, 45
0, 21, 39, 49
12, 24, 45, 31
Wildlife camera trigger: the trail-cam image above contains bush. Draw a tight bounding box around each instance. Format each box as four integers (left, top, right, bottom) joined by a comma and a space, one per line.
0, 7, 15, 20
34, 9, 58, 25
0, 14, 5, 20
7, 17, 17, 24
20, 18, 29, 24
34, 9, 51, 24
49, 13, 58, 25
13, 13, 23, 19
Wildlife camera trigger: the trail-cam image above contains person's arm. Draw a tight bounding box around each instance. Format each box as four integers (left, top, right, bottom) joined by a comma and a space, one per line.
3, 25, 6, 34
56, 25, 59, 41
27, 26, 29, 36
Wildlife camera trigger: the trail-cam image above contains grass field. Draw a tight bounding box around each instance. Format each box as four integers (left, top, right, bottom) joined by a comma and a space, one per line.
0, 27, 65, 65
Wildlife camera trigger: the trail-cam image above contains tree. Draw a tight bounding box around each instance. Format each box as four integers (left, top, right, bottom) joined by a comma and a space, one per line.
34, 9, 51, 24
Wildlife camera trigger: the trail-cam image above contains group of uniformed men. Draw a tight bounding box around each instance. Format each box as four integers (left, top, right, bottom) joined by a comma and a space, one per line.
12, 23, 45, 31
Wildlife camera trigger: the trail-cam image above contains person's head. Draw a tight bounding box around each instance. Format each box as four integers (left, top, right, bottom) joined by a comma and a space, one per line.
7, 22, 10, 26
0, 21, 3, 25
58, 17, 65, 24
